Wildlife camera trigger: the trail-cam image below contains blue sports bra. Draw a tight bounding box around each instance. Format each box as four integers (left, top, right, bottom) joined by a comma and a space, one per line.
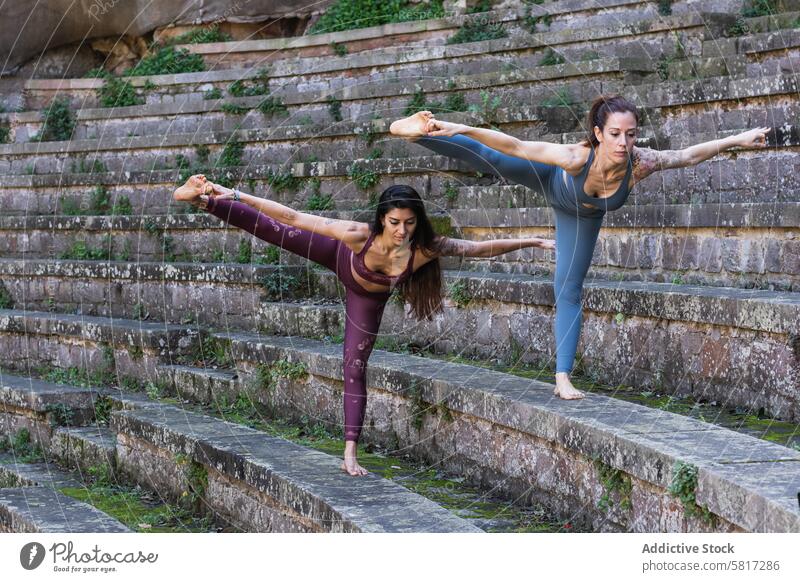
571, 145, 634, 212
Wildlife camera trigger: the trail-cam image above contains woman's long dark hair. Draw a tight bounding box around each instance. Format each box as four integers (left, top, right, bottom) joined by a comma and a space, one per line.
371, 185, 443, 320
581, 94, 639, 148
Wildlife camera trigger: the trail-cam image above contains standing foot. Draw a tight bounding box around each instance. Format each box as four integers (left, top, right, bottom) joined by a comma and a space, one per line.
341, 441, 369, 476
554, 372, 585, 400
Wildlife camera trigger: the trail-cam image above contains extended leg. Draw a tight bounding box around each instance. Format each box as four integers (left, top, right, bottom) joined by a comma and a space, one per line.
552, 208, 604, 375
416, 134, 554, 190
204, 196, 339, 270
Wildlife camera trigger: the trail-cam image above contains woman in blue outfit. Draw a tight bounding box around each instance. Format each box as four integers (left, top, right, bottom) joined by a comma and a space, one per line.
390, 95, 771, 399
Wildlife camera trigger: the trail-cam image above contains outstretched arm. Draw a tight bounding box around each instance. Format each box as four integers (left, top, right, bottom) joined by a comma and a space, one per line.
208, 183, 367, 244
632, 126, 772, 181
434, 235, 555, 258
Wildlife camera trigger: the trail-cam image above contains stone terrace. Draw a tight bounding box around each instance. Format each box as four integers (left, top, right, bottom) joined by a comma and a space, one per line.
0, 0, 799, 532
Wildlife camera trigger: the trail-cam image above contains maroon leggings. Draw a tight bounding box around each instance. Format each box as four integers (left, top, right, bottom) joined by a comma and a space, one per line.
204, 197, 390, 442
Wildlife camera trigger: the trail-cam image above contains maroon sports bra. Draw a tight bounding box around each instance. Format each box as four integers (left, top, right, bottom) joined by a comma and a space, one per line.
352, 231, 416, 287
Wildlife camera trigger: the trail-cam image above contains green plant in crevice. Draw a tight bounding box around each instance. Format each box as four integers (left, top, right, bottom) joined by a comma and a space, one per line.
540, 87, 577, 109
45, 403, 76, 427
216, 139, 244, 168
0, 123, 10, 144
446, 18, 507, 45
71, 158, 107, 174
97, 74, 144, 108
594, 458, 633, 512
125, 46, 205, 77
667, 461, 717, 526
32, 97, 75, 142
404, 87, 428, 116
59, 235, 115, 261
309, 0, 445, 35
539, 48, 565, 66
203, 87, 222, 100
271, 359, 309, 381
93, 395, 114, 426
443, 180, 459, 203
228, 69, 271, 98
257, 95, 288, 116
447, 279, 472, 308
0, 281, 13, 309
90, 185, 111, 214
306, 178, 334, 211
467, 0, 493, 13
327, 95, 343, 122
348, 162, 379, 190
220, 103, 250, 115
468, 90, 502, 127
358, 122, 379, 146
742, 0, 776, 17
266, 168, 302, 193
5, 428, 45, 463
726, 17, 750, 37
657, 0, 672, 16
174, 452, 209, 510
257, 245, 281, 265
331, 42, 348, 56
259, 269, 301, 301
169, 25, 232, 46
236, 239, 252, 264
524, 5, 552, 33
407, 380, 429, 430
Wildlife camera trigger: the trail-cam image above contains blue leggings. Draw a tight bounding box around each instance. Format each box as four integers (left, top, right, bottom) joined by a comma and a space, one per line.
417, 135, 604, 373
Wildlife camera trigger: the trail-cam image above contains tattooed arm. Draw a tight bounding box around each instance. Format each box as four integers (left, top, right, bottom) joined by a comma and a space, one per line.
432, 235, 555, 258
632, 126, 771, 182
209, 183, 368, 243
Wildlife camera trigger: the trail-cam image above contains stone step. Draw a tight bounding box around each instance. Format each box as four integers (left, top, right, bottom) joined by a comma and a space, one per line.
3, 89, 797, 181
15, 7, 729, 112
0, 308, 201, 381
203, 329, 800, 532
0, 197, 798, 288
0, 369, 481, 532
1, 308, 798, 530
155, 364, 240, 403
0, 123, 796, 219
0, 487, 131, 532
49, 425, 118, 475
0, 373, 100, 450
110, 403, 481, 532
7, 6, 794, 146
0, 452, 83, 489
0, 262, 797, 421
450, 203, 800, 290
5, 39, 794, 155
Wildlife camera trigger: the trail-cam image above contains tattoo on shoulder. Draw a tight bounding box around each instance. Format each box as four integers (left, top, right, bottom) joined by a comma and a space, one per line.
324, 218, 335, 225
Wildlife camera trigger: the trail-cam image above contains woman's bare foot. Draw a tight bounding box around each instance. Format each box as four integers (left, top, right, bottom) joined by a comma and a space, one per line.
389, 110, 434, 139
173, 174, 212, 203
554, 372, 585, 400
340, 440, 369, 476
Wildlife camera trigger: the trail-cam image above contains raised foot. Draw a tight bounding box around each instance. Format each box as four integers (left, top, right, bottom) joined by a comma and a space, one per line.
389, 110, 434, 138
173, 174, 210, 202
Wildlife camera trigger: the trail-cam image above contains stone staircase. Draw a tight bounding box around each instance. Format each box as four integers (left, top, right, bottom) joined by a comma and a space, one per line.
0, 0, 799, 532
